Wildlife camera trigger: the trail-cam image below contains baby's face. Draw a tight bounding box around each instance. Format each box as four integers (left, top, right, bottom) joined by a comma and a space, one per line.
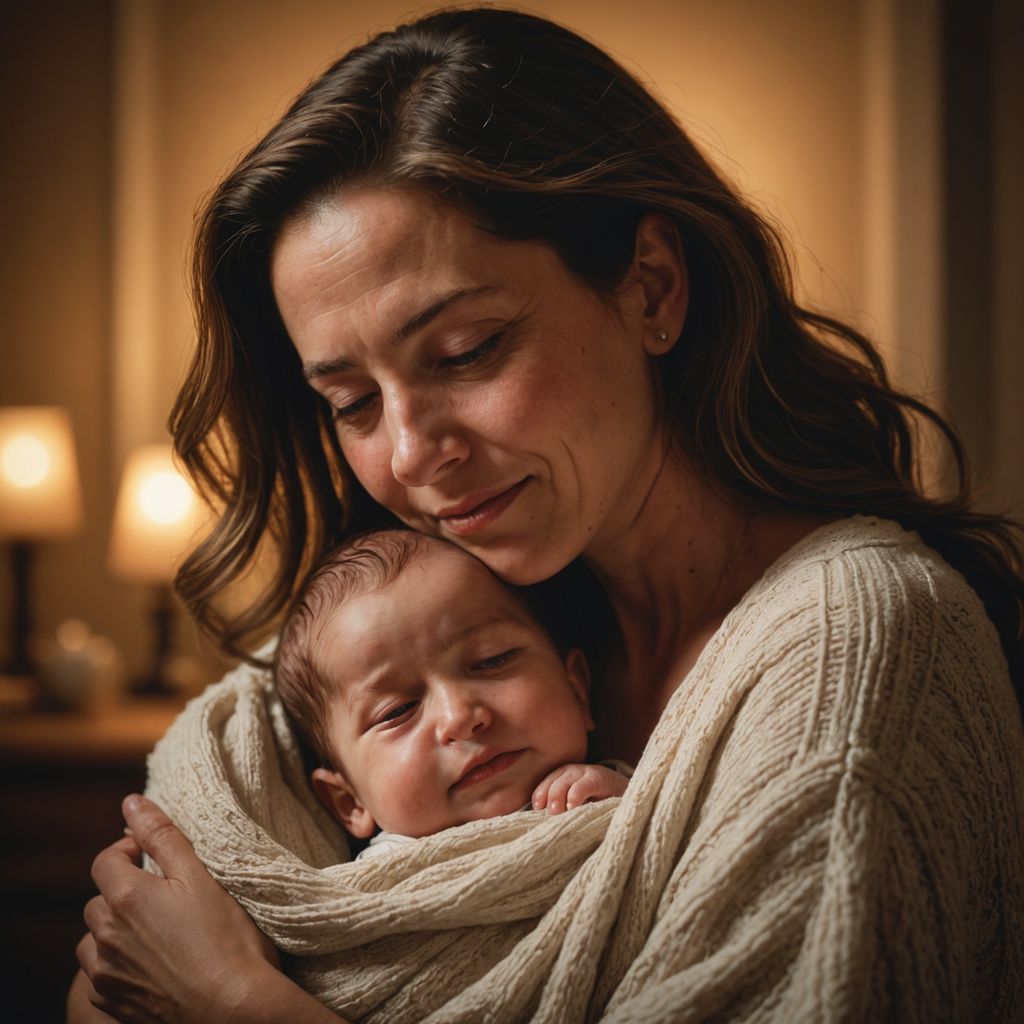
311, 541, 592, 839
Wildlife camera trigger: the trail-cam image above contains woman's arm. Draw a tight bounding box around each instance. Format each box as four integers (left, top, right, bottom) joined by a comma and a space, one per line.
73, 795, 345, 1024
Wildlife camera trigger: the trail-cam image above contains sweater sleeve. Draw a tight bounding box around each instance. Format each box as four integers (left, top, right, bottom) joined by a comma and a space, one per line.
601, 534, 1024, 1023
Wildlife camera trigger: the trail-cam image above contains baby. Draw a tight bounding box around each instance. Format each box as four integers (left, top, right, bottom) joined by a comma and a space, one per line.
274, 529, 628, 860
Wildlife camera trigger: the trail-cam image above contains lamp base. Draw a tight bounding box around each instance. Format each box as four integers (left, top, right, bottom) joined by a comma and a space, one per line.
2, 541, 36, 679
129, 585, 178, 699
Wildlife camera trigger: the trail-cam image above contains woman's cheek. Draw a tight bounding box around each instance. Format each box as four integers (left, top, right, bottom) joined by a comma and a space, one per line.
481, 364, 567, 441
343, 433, 401, 505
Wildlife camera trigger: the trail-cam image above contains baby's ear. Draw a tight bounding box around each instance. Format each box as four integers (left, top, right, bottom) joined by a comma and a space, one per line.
311, 767, 377, 838
564, 647, 595, 731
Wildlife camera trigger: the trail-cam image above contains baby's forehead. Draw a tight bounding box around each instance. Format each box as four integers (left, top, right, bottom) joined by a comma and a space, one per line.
310, 534, 541, 646
315, 549, 544, 707
337, 546, 532, 628
358, 534, 509, 596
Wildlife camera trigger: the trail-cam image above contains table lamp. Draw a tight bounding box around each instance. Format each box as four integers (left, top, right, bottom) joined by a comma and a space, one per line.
109, 443, 204, 696
0, 406, 83, 678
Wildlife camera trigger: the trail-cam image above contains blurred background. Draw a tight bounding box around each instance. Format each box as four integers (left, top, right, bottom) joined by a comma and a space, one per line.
0, 0, 1020, 1018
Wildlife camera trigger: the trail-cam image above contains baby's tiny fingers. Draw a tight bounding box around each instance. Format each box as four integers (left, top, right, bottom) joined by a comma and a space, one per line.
545, 767, 587, 814
532, 769, 562, 809
567, 767, 628, 808
565, 772, 605, 809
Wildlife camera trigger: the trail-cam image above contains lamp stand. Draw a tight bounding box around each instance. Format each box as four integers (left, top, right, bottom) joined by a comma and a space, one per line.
3, 540, 35, 677
131, 584, 177, 698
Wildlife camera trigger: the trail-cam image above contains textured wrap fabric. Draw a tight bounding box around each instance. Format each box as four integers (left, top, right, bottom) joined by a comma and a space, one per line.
145, 517, 1024, 1022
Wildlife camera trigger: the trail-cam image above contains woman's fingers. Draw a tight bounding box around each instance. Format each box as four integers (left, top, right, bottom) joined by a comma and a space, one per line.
68, 968, 121, 1024
79, 793, 285, 1023
76, 930, 98, 978
119, 794, 198, 880
82, 894, 107, 943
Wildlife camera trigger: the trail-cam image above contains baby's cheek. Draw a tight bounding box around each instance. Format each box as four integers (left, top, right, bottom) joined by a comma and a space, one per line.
371, 753, 453, 838
549, 712, 591, 767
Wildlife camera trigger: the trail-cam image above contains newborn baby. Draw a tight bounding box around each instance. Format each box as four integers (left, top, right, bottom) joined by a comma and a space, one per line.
274, 529, 628, 860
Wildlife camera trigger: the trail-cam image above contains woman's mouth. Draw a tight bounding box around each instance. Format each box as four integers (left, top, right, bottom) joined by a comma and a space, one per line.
451, 749, 525, 792
436, 479, 529, 536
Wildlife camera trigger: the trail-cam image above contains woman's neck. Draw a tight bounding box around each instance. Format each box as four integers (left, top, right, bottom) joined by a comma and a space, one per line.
584, 450, 826, 759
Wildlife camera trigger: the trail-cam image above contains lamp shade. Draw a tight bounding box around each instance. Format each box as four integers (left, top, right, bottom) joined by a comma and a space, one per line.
0, 406, 83, 540
109, 444, 205, 584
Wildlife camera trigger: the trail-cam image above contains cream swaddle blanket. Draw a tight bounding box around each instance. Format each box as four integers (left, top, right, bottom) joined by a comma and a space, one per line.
145, 518, 1024, 1022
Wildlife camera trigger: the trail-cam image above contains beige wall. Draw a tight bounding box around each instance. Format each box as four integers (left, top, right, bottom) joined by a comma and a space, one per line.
1, 0, 1019, 679
0, 2, 133, 663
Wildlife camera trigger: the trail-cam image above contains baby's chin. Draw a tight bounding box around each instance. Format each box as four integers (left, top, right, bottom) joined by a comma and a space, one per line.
384, 785, 535, 838
461, 786, 535, 824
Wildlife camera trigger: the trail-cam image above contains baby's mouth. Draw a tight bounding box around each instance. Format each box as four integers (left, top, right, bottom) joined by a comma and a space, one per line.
451, 749, 525, 792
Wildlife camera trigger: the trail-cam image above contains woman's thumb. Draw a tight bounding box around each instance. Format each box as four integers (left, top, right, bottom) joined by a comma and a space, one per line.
122, 794, 196, 878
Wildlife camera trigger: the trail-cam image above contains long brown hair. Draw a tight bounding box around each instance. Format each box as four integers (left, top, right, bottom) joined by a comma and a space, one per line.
171, 7, 1023, 705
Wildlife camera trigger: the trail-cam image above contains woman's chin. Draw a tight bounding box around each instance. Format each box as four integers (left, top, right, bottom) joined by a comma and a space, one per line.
462, 540, 578, 587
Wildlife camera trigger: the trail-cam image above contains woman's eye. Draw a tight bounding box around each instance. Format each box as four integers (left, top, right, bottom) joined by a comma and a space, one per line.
331, 392, 377, 423
377, 701, 417, 725
441, 332, 503, 369
473, 648, 520, 672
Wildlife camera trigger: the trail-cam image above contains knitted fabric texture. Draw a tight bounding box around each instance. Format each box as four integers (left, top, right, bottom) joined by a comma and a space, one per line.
145, 517, 1024, 1022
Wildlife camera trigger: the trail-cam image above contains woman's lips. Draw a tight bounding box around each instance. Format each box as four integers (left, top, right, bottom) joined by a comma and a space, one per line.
451, 749, 525, 792
436, 479, 529, 536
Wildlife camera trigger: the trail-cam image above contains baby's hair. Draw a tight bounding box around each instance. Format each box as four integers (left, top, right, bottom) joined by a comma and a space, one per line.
275, 528, 431, 768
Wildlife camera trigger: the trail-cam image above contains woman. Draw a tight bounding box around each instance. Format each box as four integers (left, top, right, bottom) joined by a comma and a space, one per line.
72, 7, 1024, 1022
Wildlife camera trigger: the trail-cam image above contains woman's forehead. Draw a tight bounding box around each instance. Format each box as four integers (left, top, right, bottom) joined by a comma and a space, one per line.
273, 188, 488, 294
270, 187, 550, 345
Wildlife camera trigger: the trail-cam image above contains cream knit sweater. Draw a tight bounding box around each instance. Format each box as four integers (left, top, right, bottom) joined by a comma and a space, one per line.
146, 516, 1024, 1021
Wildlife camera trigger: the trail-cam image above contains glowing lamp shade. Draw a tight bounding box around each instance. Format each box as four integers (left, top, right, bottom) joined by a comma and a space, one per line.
0, 407, 82, 539
109, 444, 204, 584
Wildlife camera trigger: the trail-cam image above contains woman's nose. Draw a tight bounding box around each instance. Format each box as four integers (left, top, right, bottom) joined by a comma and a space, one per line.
434, 688, 491, 745
384, 388, 469, 487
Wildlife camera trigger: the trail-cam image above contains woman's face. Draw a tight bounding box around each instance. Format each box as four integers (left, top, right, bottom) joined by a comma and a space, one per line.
271, 187, 669, 583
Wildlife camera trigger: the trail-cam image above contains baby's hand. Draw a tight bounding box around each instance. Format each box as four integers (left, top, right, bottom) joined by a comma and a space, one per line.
531, 763, 628, 814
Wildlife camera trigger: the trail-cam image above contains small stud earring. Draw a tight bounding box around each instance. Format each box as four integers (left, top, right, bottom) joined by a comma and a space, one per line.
657, 330, 669, 342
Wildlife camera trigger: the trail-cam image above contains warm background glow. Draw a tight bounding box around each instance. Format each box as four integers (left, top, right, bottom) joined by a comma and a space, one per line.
0, 407, 82, 540
1, 0, 1020, 679
108, 444, 206, 585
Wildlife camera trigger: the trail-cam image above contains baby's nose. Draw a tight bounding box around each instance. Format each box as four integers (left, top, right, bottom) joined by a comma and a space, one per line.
435, 691, 490, 744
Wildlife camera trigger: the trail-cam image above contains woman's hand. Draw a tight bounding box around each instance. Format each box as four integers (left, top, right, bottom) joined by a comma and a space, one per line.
74, 794, 282, 1024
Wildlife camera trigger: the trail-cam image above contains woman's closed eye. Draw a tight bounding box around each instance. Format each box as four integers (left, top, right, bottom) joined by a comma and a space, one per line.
440, 331, 504, 369
330, 391, 377, 423
328, 333, 504, 423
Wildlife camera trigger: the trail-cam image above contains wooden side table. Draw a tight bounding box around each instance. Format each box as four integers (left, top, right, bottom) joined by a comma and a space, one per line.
0, 701, 181, 1023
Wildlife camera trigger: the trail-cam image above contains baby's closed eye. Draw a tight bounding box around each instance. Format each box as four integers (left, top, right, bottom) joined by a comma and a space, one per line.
377, 701, 417, 725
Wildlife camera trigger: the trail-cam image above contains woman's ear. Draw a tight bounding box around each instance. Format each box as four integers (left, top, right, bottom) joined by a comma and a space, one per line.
311, 767, 377, 839
631, 212, 688, 355
564, 647, 595, 731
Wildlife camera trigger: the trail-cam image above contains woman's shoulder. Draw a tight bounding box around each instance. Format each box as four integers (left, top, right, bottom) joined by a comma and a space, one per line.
758, 513, 954, 585
705, 514, 1018, 765
740, 514, 992, 640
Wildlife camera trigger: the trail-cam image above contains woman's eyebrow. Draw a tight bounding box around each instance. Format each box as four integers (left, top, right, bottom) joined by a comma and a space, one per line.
301, 285, 501, 382
303, 355, 356, 381
394, 285, 499, 341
